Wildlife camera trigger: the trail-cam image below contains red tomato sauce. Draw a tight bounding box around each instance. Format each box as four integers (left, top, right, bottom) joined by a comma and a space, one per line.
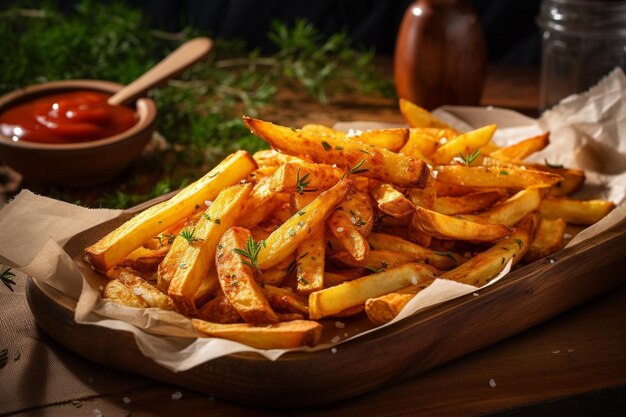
0, 91, 137, 144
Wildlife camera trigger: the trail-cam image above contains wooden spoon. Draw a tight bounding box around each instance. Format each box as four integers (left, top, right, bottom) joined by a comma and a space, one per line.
108, 37, 213, 106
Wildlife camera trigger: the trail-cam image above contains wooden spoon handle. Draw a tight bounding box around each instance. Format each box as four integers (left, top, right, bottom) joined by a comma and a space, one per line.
108, 37, 213, 106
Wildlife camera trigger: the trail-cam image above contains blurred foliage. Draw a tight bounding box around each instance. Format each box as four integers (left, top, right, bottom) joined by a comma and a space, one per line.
0, 0, 393, 208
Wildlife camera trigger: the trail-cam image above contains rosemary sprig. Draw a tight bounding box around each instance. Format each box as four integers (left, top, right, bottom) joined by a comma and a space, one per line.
296, 168, 317, 194
233, 236, 266, 272
179, 228, 203, 244
544, 159, 564, 169
433, 251, 458, 264
1, 266, 16, 292
365, 261, 388, 274
342, 159, 368, 179
458, 150, 481, 166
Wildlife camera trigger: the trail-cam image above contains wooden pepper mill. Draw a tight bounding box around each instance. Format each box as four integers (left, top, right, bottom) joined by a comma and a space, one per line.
394, 0, 487, 109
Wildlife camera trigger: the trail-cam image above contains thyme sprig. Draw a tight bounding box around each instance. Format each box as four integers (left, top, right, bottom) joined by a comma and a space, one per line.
233, 236, 266, 272
179, 228, 203, 244
342, 159, 368, 179
365, 261, 388, 274
458, 150, 481, 166
296, 168, 317, 194
1, 266, 16, 292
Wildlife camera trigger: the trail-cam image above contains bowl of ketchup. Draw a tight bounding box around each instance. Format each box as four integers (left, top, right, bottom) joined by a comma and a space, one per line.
0, 79, 157, 186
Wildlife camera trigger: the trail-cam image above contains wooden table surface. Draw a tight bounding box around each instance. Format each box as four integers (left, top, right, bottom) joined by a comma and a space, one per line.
10, 66, 626, 416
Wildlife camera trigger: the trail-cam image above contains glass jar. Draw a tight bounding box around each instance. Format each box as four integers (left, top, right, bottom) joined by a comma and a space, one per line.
538, 0, 626, 110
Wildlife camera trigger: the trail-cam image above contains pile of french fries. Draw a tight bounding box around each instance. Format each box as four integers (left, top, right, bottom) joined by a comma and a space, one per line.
85, 99, 615, 349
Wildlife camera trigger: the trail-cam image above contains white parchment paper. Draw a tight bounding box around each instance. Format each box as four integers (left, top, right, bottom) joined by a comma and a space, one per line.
1, 69, 624, 372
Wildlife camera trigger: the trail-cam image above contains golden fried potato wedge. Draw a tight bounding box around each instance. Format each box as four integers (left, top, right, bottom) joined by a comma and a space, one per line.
525, 217, 566, 263
442, 213, 539, 286
431, 124, 496, 165
238, 176, 290, 229
103, 280, 149, 308
309, 262, 439, 319
109, 268, 176, 311
401, 128, 458, 160
122, 245, 170, 272
243, 116, 430, 187
435, 165, 563, 189
406, 182, 437, 246
328, 208, 369, 261
296, 225, 326, 294
434, 191, 503, 215
258, 179, 351, 269
258, 254, 296, 286
330, 249, 413, 270
461, 188, 542, 227
168, 184, 252, 314
367, 232, 462, 270
192, 318, 322, 349
399, 98, 457, 131
302, 123, 345, 137
216, 227, 279, 324
412, 206, 511, 242
157, 231, 191, 293
262, 285, 310, 316
193, 267, 220, 308
540, 197, 615, 225
85, 150, 257, 273
270, 161, 342, 194
489, 132, 550, 161
252, 149, 305, 168
197, 290, 243, 324
347, 128, 409, 152
370, 181, 415, 218
365, 289, 419, 326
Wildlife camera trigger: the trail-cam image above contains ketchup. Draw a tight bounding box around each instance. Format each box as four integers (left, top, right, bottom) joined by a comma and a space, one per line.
0, 90, 137, 144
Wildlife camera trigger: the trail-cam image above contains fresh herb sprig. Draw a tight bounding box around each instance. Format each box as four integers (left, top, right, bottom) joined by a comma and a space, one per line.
1, 266, 16, 292
179, 228, 202, 244
295, 168, 317, 194
233, 236, 266, 272
458, 150, 481, 166
342, 159, 368, 179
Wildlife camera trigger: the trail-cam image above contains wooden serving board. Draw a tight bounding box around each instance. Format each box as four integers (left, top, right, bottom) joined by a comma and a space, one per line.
26, 209, 626, 408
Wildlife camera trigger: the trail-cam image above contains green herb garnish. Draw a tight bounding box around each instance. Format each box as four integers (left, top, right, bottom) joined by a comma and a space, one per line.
342, 159, 368, 178
365, 261, 388, 274
499, 170, 509, 175
1, 266, 16, 292
514, 239, 523, 249
179, 228, 202, 244
233, 236, 266, 272
458, 150, 481, 166
433, 251, 457, 263
321, 141, 332, 151
544, 159, 564, 169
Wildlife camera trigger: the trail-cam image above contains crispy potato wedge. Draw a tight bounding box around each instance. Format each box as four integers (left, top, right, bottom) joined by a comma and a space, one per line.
370, 181, 415, 218
406, 182, 436, 246
442, 213, 539, 286
347, 128, 409, 152
103, 280, 149, 308
328, 208, 369, 261
461, 188, 542, 227
434, 191, 503, 215
197, 290, 243, 323
431, 124, 496, 165
399, 98, 457, 131
259, 254, 296, 286
217, 227, 279, 324
412, 206, 511, 242
296, 225, 326, 294
330, 249, 414, 270
168, 184, 252, 314
192, 318, 322, 349
243, 116, 430, 187
367, 232, 462, 270
525, 217, 566, 263
302, 123, 345, 137
262, 285, 310, 316
401, 128, 458, 160
258, 179, 351, 269
365, 290, 418, 326
85, 150, 257, 273
489, 132, 550, 161
122, 245, 170, 272
435, 165, 563, 189
309, 262, 439, 319
540, 197, 615, 225
431, 181, 475, 197
111, 268, 176, 311
252, 149, 305, 168
193, 266, 220, 308
270, 161, 342, 194
157, 230, 192, 293
238, 177, 290, 229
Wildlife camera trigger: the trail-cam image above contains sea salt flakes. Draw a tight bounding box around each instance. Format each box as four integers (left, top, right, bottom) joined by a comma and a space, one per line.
205, 200, 213, 207
331, 336, 341, 343
336, 227, 344, 233
92, 409, 103, 417
331, 347, 338, 354
335, 321, 345, 329
171, 391, 182, 400
122, 397, 132, 404
132, 287, 143, 296
431, 170, 439, 179
411, 276, 418, 285
552, 350, 560, 354
331, 164, 337, 168
472, 292, 479, 297
489, 379, 496, 388
440, 137, 447, 144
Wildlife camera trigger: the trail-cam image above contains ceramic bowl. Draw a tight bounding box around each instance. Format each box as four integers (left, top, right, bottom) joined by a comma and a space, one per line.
0, 80, 157, 187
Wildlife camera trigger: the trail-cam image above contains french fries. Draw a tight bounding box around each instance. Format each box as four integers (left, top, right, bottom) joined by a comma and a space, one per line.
86, 104, 616, 350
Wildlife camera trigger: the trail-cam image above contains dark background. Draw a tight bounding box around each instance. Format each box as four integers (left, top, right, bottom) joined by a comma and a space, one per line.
48, 0, 542, 65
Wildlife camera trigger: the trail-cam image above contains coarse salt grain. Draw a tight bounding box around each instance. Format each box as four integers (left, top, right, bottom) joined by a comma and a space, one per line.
205, 200, 213, 207
473, 292, 479, 297
432, 170, 438, 179
240, 179, 247, 184
331, 347, 338, 354
92, 409, 103, 417
331, 336, 341, 343
552, 350, 560, 354
549, 258, 555, 264
331, 164, 337, 168
350, 217, 356, 224
440, 137, 447, 144
133, 287, 143, 296
411, 276, 418, 285
122, 397, 132, 404
336, 227, 344, 233
335, 321, 345, 329
564, 233, 572, 239
489, 379, 496, 388
171, 391, 182, 400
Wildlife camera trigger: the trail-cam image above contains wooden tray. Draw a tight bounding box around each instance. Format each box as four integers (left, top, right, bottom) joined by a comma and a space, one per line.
26, 205, 626, 408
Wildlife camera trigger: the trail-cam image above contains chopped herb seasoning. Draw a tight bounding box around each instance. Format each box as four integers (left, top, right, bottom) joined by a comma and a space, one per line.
499, 170, 509, 175
358, 149, 370, 155
296, 168, 317, 194
458, 150, 481, 166
298, 210, 306, 216
321, 141, 332, 151
298, 277, 309, 285
514, 238, 523, 249
433, 250, 457, 263
214, 218, 221, 225
335, 146, 343, 150
288, 228, 296, 237
208, 171, 221, 179
179, 228, 203, 244
233, 236, 266, 272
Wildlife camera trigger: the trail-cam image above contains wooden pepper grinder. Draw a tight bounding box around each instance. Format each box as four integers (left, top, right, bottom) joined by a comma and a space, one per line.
394, 0, 487, 109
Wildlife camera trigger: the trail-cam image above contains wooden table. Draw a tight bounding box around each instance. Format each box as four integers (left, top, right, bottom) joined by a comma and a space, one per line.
9, 66, 626, 416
